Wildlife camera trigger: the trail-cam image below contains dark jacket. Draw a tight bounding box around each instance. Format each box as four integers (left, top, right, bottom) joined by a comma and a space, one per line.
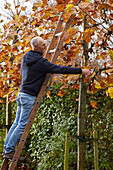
20, 50, 82, 96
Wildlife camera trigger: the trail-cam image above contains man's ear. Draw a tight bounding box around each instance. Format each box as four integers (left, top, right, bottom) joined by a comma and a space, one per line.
34, 44, 37, 49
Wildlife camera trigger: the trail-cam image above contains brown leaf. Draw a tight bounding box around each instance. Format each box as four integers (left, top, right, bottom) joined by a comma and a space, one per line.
83, 29, 91, 43
79, 2, 90, 9
70, 84, 80, 90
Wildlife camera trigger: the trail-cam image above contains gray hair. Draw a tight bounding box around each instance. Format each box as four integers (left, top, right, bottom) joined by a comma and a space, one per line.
30, 36, 42, 49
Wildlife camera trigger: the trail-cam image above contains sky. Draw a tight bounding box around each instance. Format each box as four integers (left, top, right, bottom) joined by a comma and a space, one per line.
0, 0, 33, 19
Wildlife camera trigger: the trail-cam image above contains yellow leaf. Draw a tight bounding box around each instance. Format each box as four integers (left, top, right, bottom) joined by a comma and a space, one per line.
0, 99, 4, 103
85, 0, 90, 2
25, 40, 29, 45
109, 50, 113, 61
38, 27, 43, 31
106, 87, 113, 98
66, 4, 74, 12
91, 101, 97, 109
31, 20, 37, 25
46, 91, 51, 99
43, 11, 51, 18
95, 84, 101, 89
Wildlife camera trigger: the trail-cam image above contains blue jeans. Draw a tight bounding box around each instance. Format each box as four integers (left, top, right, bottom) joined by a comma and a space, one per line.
4, 92, 36, 153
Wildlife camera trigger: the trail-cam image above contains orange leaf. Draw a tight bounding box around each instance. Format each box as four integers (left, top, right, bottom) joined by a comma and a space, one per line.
21, 6, 25, 11
83, 29, 91, 43
98, 3, 108, 10
65, 37, 70, 43
60, 84, 69, 89
76, 33, 82, 44
91, 101, 97, 109
70, 84, 80, 90
58, 90, 66, 97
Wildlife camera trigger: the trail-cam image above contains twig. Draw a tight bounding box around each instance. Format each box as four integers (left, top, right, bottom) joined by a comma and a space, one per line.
78, 6, 113, 44
0, 6, 13, 19
87, 67, 113, 87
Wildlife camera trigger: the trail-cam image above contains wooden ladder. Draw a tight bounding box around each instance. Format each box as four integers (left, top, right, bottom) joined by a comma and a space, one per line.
1, 12, 74, 170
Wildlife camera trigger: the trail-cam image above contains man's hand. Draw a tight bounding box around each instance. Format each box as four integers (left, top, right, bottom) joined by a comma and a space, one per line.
82, 69, 91, 77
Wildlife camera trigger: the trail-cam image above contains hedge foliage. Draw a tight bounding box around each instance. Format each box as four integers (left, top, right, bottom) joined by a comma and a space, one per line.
0, 84, 113, 169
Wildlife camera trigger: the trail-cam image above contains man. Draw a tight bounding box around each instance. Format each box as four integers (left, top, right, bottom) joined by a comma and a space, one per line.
3, 36, 91, 159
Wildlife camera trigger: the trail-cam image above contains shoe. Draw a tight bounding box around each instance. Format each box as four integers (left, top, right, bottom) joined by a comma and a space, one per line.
3, 151, 25, 161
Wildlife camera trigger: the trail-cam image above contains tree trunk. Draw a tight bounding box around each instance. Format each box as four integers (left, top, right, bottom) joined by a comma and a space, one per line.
77, 14, 88, 170
77, 76, 86, 170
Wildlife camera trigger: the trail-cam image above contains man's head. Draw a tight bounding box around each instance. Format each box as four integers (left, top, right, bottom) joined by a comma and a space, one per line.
30, 36, 46, 54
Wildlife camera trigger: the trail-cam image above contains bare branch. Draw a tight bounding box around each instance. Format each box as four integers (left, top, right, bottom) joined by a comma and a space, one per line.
0, 13, 12, 20
0, 6, 13, 19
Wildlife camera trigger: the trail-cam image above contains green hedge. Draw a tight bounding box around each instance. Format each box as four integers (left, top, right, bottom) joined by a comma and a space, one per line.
0, 84, 113, 169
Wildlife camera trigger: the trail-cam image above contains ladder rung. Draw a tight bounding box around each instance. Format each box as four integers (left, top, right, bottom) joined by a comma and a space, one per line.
49, 49, 56, 53
55, 32, 62, 37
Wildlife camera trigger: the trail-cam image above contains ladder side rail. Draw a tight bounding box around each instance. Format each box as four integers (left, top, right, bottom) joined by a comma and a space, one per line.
8, 13, 74, 170
51, 14, 74, 64
0, 158, 9, 170
45, 12, 64, 60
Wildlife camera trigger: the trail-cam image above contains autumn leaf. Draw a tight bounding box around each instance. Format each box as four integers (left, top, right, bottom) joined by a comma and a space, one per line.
109, 50, 113, 61
65, 4, 74, 12
60, 84, 69, 89
0, 0, 113, 102
79, 2, 90, 9
56, 0, 69, 4
83, 29, 91, 43
98, 3, 106, 10
65, 37, 70, 43
46, 91, 51, 98
95, 84, 101, 89
106, 87, 113, 98
21, 6, 25, 11
76, 33, 82, 44
70, 84, 80, 90
98, 3, 111, 10
41, 0, 47, 6
106, 69, 113, 74
91, 101, 97, 109
58, 90, 66, 97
